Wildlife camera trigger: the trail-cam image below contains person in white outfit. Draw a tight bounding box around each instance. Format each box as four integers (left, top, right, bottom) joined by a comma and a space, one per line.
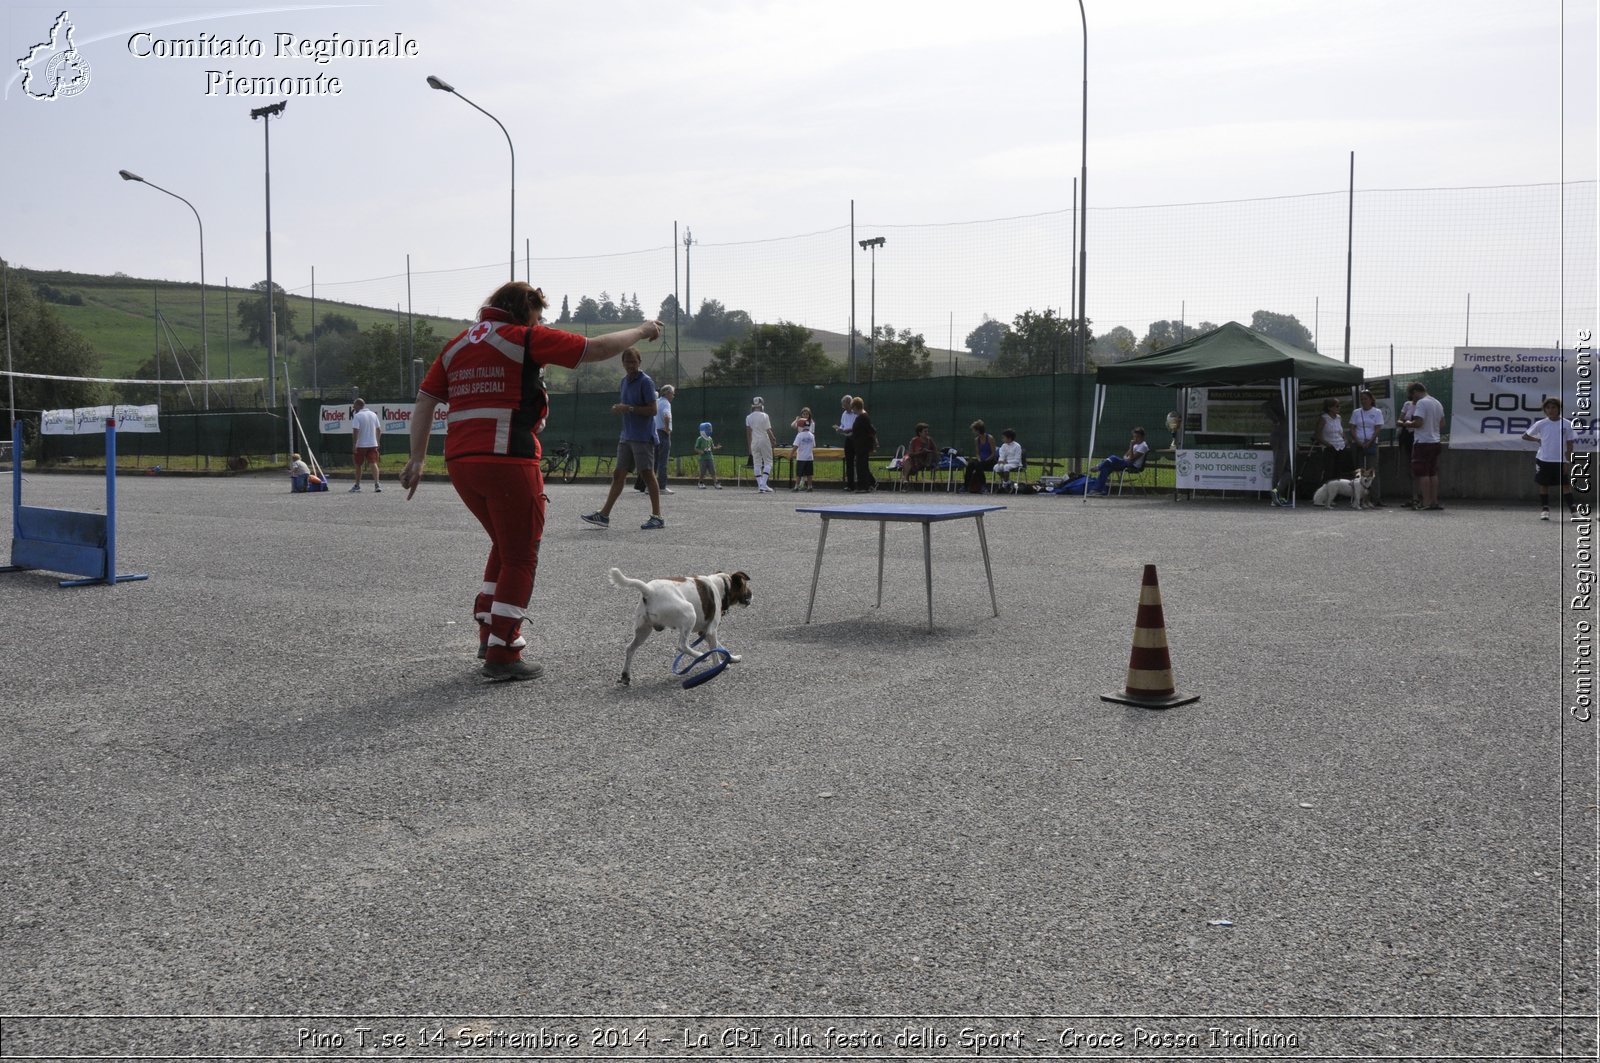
1522, 397, 1578, 519
746, 397, 776, 492
993, 429, 1023, 487
349, 398, 383, 492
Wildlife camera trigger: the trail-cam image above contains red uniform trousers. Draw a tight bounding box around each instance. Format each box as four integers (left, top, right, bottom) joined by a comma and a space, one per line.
448, 457, 545, 664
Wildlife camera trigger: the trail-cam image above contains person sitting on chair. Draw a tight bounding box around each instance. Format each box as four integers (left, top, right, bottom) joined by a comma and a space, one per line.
964, 419, 998, 492
288, 453, 311, 493
993, 429, 1023, 486
1061, 427, 1148, 495
902, 423, 936, 483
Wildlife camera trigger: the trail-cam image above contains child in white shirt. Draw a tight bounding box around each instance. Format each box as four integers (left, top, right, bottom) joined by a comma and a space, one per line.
288, 453, 311, 492
792, 424, 817, 492
1522, 397, 1577, 519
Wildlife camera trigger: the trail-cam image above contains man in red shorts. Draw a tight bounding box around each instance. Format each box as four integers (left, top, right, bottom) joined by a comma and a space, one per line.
1401, 381, 1446, 511
349, 398, 383, 491
401, 281, 663, 681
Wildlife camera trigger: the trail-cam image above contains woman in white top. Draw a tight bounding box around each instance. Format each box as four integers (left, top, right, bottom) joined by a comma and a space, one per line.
1347, 389, 1386, 507
1314, 398, 1352, 481
1349, 391, 1383, 466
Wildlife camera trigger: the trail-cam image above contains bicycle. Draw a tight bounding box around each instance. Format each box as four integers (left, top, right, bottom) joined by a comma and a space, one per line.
541, 440, 581, 483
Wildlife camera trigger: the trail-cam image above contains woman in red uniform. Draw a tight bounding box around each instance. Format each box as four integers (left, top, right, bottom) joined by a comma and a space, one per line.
402, 282, 662, 680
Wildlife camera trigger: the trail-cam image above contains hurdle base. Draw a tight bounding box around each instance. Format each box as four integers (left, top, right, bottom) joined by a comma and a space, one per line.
60, 573, 150, 587
1100, 690, 1200, 710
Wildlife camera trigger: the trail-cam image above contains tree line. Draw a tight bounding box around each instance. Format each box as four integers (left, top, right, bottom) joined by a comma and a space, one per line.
965, 308, 1318, 372
0, 262, 1327, 422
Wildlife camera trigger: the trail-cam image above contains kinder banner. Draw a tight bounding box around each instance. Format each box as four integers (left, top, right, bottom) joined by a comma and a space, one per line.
41, 405, 160, 434
320, 403, 447, 436
1451, 346, 1570, 449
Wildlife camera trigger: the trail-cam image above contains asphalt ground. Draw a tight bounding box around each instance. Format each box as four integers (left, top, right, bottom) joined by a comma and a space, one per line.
1, 469, 1595, 1060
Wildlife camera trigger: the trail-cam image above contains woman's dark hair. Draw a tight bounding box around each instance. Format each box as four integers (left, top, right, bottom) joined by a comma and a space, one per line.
970, 419, 986, 434
914, 422, 928, 433
485, 281, 549, 324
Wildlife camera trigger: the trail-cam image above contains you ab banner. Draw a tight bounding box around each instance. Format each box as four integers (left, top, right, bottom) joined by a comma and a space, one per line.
1451, 346, 1594, 449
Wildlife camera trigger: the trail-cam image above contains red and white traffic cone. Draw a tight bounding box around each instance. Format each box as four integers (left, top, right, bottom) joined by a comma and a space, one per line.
1101, 564, 1199, 709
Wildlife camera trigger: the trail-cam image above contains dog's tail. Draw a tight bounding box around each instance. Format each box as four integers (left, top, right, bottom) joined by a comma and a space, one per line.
608, 567, 652, 596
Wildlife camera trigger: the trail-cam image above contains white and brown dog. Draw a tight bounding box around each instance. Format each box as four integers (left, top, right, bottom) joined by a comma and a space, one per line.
1312, 467, 1376, 509
609, 568, 752, 685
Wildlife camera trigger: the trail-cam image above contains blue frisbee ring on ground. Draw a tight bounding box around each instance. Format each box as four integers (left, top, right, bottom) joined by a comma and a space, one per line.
672, 637, 734, 688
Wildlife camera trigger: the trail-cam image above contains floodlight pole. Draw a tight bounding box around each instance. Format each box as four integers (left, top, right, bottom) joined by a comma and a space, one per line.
859, 236, 885, 378
250, 100, 287, 419
683, 228, 696, 324
428, 75, 515, 281
1076, 0, 1088, 376
119, 170, 209, 409
1343, 150, 1354, 363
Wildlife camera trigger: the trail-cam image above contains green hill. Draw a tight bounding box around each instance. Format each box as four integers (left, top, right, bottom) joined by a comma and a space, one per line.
13, 268, 987, 393
20, 268, 474, 387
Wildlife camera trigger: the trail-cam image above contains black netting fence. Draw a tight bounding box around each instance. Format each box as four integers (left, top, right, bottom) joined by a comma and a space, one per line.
4, 364, 1455, 473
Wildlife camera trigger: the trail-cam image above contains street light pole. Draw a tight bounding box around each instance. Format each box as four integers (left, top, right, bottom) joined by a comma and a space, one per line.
428, 75, 515, 281
119, 169, 208, 409
858, 237, 885, 380
250, 100, 287, 415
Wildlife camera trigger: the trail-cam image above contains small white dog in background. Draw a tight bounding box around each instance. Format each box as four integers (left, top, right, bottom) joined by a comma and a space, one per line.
608, 567, 752, 685
1313, 467, 1376, 509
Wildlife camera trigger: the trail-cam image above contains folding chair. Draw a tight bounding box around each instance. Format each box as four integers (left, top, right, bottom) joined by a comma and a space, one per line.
990, 449, 1029, 494
1113, 455, 1154, 495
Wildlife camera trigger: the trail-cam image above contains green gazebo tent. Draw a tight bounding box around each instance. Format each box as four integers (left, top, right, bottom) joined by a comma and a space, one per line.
1091, 321, 1364, 503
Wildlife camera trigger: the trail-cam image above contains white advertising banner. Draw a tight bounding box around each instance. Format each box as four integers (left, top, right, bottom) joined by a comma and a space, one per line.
1451, 346, 1570, 449
74, 406, 114, 433
1175, 448, 1275, 492
41, 406, 160, 434
41, 409, 76, 435
113, 404, 160, 432
320, 403, 448, 436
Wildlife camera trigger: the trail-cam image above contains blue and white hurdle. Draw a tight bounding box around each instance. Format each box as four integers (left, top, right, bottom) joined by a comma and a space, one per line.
2, 420, 149, 587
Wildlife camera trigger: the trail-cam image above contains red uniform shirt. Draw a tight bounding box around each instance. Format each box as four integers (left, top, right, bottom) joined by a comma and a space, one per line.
420, 307, 588, 462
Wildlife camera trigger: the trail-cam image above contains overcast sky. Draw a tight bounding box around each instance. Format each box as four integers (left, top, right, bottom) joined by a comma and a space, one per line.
1, 0, 1594, 361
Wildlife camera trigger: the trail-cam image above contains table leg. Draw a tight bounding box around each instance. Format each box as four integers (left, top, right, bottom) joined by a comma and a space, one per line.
923, 520, 934, 633
976, 513, 999, 618
875, 520, 886, 608
804, 516, 830, 624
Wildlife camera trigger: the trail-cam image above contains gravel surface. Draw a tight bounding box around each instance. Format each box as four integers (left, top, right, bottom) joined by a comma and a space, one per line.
1, 471, 1593, 1058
